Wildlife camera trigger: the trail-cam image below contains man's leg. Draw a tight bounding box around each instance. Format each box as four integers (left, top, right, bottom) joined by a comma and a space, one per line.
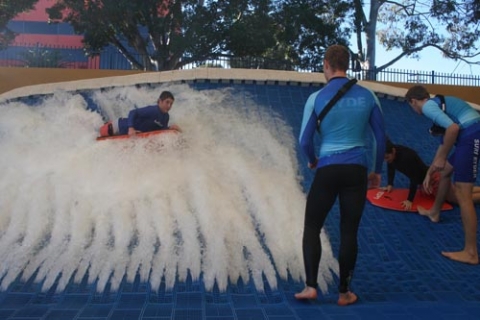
336, 165, 367, 306
445, 184, 480, 204
471, 186, 480, 203
295, 166, 338, 299
441, 182, 479, 264
418, 162, 454, 222
445, 183, 457, 204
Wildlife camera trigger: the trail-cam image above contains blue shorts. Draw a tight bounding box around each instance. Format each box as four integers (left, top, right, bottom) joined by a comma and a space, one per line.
449, 122, 480, 182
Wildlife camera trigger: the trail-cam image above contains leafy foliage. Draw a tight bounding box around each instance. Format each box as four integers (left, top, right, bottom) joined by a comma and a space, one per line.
21, 46, 66, 68
464, 0, 480, 23
272, 0, 352, 71
0, 0, 39, 49
354, 0, 480, 76
46, 0, 349, 71
8, 0, 477, 74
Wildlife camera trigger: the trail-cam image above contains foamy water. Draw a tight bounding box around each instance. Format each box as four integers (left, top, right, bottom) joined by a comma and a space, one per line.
0, 83, 338, 293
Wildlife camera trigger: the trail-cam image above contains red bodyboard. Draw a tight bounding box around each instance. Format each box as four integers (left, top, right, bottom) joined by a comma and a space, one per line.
366, 188, 453, 212
96, 129, 176, 141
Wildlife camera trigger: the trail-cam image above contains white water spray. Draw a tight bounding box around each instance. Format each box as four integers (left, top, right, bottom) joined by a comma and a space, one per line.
0, 84, 338, 293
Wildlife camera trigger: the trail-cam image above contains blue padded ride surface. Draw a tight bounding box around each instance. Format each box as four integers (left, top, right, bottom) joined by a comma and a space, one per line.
0, 81, 479, 320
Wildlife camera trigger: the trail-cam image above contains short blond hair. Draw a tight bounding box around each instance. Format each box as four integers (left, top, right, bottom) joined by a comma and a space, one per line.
324, 45, 350, 72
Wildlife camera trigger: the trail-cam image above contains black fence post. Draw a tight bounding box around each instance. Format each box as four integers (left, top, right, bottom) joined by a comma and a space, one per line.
431, 70, 435, 85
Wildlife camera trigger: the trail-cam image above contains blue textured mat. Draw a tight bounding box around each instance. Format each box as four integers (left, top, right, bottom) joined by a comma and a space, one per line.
1, 81, 479, 320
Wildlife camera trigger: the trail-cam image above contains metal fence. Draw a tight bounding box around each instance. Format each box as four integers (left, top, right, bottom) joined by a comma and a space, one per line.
349, 68, 480, 87
1, 44, 479, 87
0, 44, 96, 69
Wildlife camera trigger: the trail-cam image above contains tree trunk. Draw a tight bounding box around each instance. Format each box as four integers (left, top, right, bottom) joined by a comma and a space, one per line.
364, 0, 381, 80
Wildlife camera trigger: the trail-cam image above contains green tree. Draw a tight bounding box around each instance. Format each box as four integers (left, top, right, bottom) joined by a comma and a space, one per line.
21, 45, 66, 68
222, 0, 276, 56
48, 0, 203, 70
48, 0, 275, 71
46, 0, 348, 71
271, 0, 352, 71
467, 0, 480, 22
0, 0, 39, 49
351, 0, 480, 78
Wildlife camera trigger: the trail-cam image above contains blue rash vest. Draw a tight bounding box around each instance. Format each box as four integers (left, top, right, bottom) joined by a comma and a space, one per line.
423, 96, 480, 130
299, 77, 386, 173
118, 105, 170, 135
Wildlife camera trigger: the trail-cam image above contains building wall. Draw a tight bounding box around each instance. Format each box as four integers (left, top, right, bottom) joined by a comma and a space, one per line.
5, 0, 97, 68
11, 0, 83, 47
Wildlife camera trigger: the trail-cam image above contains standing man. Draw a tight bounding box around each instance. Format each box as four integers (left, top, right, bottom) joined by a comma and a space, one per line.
405, 85, 479, 265
296, 45, 386, 306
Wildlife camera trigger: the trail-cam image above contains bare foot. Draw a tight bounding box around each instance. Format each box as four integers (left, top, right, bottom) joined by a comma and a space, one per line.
338, 291, 358, 306
441, 250, 479, 265
294, 286, 317, 300
417, 205, 440, 223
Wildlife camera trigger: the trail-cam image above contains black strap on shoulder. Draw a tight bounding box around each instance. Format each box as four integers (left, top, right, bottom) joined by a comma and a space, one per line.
316, 78, 358, 132
435, 94, 446, 112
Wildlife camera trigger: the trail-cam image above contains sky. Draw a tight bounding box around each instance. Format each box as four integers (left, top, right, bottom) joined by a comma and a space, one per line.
360, 1, 480, 77
375, 45, 480, 76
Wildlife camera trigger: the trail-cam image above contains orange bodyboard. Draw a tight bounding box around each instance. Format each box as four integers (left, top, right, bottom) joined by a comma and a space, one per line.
96, 129, 177, 141
366, 188, 453, 212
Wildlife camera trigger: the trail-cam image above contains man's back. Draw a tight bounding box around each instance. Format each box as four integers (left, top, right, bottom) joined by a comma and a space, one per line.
299, 77, 384, 170
314, 78, 380, 155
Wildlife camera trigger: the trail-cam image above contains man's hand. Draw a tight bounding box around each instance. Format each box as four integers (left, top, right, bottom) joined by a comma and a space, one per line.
423, 172, 433, 194
368, 172, 381, 189
431, 158, 446, 172
308, 158, 318, 170
169, 124, 182, 132
380, 185, 393, 192
128, 127, 137, 136
401, 200, 413, 211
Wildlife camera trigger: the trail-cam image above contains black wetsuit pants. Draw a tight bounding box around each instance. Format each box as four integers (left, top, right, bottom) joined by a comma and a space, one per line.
302, 164, 367, 293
